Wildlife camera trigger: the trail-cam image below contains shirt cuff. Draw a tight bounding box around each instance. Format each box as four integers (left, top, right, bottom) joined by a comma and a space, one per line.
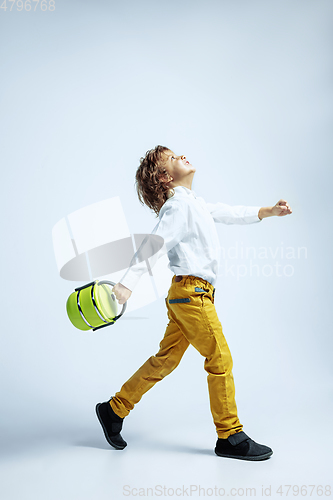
245, 206, 263, 223
118, 267, 143, 293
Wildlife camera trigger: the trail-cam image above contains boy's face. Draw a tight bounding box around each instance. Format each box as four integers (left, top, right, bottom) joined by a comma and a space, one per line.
160, 149, 196, 190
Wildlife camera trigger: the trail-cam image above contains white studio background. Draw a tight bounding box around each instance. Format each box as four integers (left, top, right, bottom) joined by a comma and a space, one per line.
1, 1, 332, 499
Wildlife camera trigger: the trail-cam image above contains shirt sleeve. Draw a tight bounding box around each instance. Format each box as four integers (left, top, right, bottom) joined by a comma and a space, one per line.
118, 200, 188, 292
205, 201, 262, 225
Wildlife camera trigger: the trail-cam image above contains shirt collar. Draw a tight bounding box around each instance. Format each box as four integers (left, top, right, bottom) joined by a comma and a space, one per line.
167, 185, 197, 199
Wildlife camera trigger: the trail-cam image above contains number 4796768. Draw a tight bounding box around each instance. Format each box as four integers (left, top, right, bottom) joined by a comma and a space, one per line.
0, 0, 55, 11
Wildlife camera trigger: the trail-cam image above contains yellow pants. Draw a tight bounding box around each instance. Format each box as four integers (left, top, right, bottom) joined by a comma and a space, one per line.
110, 275, 243, 439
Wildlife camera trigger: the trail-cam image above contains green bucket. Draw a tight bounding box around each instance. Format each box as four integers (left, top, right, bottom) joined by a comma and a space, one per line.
66, 280, 127, 331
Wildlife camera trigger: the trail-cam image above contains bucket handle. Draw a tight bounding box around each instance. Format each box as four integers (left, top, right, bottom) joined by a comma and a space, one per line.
75, 280, 127, 331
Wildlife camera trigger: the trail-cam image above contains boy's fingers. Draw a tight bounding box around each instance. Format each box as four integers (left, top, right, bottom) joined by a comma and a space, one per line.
279, 206, 292, 216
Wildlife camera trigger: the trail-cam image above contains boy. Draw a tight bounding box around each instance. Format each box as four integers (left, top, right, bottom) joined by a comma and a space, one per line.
96, 145, 292, 460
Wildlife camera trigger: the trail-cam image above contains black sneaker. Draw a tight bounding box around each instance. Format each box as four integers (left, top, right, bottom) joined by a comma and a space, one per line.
215, 431, 273, 461
95, 399, 127, 450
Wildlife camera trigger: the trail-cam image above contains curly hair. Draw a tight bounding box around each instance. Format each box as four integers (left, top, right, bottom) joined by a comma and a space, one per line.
135, 145, 175, 217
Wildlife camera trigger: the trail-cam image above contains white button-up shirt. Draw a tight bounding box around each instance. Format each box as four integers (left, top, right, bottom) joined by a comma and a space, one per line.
119, 186, 262, 291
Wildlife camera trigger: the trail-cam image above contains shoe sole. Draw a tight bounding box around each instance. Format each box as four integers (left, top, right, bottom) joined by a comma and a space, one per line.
95, 403, 127, 450
215, 450, 273, 461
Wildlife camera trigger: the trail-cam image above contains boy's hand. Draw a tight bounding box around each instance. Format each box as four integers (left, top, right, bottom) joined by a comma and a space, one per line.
112, 282, 132, 305
272, 199, 292, 217
258, 199, 292, 219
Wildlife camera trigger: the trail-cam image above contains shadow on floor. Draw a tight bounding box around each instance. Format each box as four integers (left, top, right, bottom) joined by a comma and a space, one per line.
0, 427, 214, 461
74, 433, 214, 456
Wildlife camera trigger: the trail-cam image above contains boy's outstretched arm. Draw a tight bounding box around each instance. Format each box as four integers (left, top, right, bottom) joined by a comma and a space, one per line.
258, 199, 292, 220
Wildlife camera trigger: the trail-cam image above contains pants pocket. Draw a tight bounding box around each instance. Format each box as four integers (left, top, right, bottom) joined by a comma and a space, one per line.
194, 287, 209, 293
